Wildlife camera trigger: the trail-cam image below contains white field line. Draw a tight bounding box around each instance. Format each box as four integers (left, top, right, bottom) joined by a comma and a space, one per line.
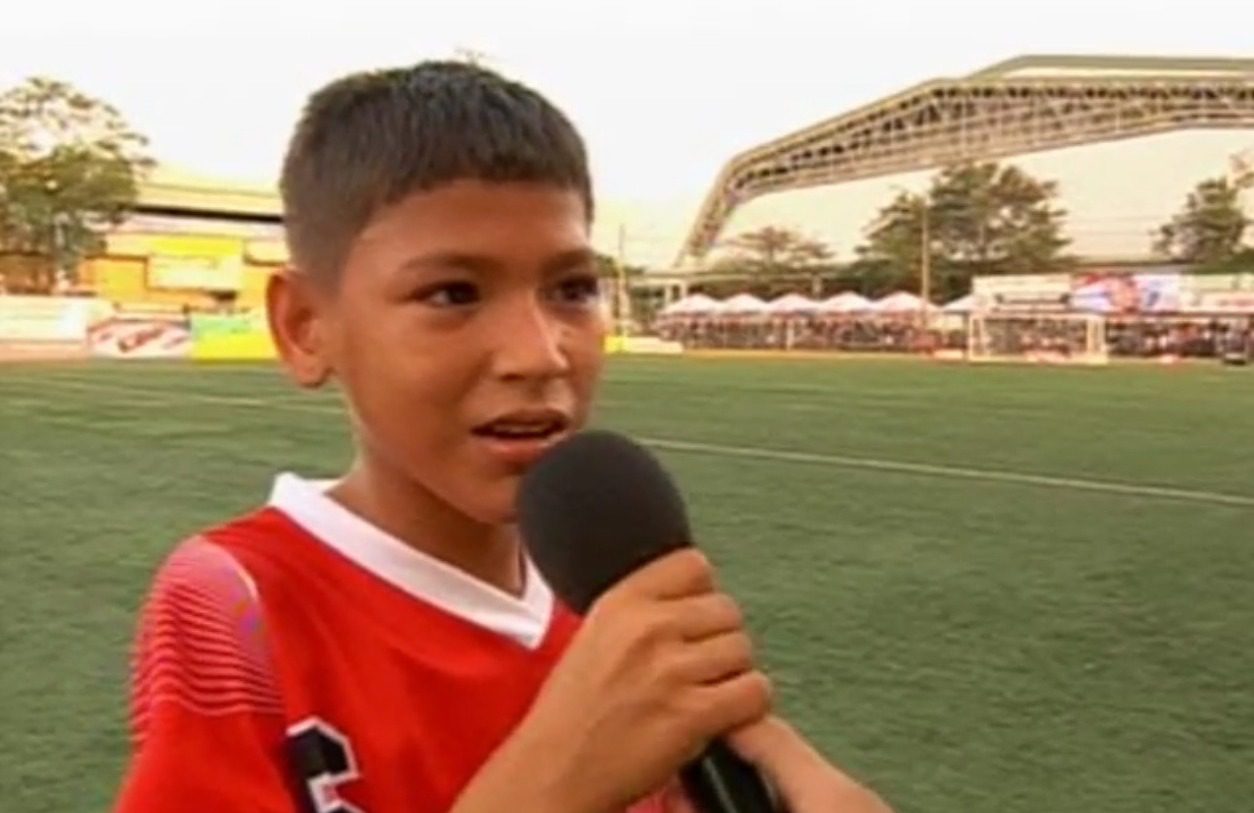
641, 437, 1254, 510
8, 374, 1254, 510
0, 373, 340, 414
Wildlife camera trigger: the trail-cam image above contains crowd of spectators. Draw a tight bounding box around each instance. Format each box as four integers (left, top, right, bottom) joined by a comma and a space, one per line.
654, 313, 1254, 360
1105, 318, 1254, 359
656, 315, 933, 353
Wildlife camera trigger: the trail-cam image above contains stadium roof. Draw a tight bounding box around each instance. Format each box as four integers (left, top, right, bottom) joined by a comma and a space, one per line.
970, 54, 1254, 80
676, 55, 1254, 267
136, 165, 281, 221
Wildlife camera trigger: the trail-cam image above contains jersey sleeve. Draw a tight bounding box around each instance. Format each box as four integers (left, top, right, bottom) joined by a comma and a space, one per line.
114, 538, 295, 813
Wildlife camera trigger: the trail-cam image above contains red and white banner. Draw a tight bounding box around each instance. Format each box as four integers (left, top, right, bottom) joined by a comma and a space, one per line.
88, 316, 191, 359
0, 295, 109, 342
1182, 290, 1254, 314
973, 272, 1254, 315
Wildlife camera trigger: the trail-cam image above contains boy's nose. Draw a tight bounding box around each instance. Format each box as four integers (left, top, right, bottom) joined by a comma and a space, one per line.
493, 298, 571, 382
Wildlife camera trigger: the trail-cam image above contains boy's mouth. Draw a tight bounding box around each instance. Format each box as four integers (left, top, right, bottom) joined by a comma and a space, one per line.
471, 409, 571, 442
471, 409, 572, 469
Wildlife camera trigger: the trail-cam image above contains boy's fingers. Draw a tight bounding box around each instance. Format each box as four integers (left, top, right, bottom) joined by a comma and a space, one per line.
679, 630, 753, 684
726, 715, 815, 768
673, 592, 744, 641
692, 671, 773, 735
618, 549, 715, 601
727, 717, 894, 812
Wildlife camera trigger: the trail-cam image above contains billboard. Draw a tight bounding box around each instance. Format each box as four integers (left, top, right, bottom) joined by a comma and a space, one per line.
0, 296, 110, 342
1069, 273, 1183, 314
972, 274, 1072, 311
148, 255, 244, 292
190, 311, 276, 360
1182, 289, 1254, 314
974, 272, 1254, 315
88, 310, 191, 359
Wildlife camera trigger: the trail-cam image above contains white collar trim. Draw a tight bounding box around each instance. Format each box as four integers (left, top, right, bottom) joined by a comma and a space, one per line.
267, 472, 553, 650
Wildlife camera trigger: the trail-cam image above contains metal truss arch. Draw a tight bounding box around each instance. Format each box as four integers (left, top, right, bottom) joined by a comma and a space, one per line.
678, 56, 1254, 266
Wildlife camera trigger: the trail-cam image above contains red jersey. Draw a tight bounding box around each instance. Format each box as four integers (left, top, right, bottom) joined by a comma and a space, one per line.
115, 473, 666, 812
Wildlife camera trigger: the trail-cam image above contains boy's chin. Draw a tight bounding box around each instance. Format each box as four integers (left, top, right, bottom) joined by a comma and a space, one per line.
453, 479, 523, 528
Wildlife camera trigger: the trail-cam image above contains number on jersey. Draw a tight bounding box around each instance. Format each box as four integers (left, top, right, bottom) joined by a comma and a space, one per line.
288, 718, 364, 813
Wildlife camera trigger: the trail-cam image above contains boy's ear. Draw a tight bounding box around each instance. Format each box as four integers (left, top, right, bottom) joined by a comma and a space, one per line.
266, 268, 332, 388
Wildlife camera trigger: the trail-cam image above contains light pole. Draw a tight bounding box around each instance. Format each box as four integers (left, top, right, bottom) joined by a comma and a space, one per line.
919, 200, 931, 327
890, 184, 931, 327
1230, 149, 1253, 191
614, 223, 634, 338
49, 212, 70, 292
44, 178, 73, 292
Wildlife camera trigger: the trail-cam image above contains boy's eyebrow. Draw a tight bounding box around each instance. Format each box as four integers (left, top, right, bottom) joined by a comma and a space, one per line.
542, 247, 598, 274
397, 248, 598, 276
397, 252, 504, 275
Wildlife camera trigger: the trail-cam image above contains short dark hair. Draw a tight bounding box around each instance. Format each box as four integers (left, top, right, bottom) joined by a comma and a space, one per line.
280, 61, 593, 283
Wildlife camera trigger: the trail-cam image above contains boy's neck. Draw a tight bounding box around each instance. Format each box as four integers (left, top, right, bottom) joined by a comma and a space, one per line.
327, 462, 525, 597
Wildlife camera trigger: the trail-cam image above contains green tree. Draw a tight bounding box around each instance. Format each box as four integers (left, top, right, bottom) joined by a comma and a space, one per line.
723, 226, 833, 275
0, 77, 152, 290
594, 252, 646, 280
854, 162, 1070, 302
1154, 177, 1250, 266
929, 163, 1070, 279
854, 192, 926, 298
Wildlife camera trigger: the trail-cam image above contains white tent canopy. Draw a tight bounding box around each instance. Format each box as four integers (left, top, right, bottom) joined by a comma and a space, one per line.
872, 291, 938, 313
765, 293, 819, 314
661, 293, 723, 316
721, 293, 769, 314
942, 294, 976, 313
819, 292, 873, 313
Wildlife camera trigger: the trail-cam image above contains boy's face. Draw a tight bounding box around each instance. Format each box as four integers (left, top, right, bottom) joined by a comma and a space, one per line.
304, 180, 605, 524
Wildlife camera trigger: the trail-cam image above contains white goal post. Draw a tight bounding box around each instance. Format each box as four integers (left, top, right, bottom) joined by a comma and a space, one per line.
967, 312, 1109, 365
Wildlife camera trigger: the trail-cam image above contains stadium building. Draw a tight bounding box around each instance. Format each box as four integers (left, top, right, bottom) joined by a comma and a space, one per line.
0, 167, 289, 360
77, 165, 287, 310
658, 55, 1254, 294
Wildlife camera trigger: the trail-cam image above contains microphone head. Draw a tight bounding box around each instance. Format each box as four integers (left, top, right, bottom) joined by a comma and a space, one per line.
518, 430, 692, 614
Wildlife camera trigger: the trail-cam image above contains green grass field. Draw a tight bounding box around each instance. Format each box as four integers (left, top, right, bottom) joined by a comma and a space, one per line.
2, 356, 1253, 812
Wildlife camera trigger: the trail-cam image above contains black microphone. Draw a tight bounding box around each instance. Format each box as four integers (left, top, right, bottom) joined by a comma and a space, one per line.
518, 430, 781, 813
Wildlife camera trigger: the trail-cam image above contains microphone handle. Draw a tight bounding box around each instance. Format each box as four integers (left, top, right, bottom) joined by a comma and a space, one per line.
679, 738, 782, 813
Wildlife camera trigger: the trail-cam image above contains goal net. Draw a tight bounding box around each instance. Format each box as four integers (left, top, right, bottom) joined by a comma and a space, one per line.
967, 312, 1109, 365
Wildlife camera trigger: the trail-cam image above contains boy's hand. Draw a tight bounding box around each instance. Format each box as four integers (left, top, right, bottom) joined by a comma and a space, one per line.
717, 716, 894, 812
454, 548, 772, 813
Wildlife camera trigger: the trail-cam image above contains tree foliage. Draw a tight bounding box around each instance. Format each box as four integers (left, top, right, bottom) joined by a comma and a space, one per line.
855, 192, 927, 298
1154, 177, 1250, 266
0, 77, 152, 289
855, 162, 1071, 302
721, 226, 834, 275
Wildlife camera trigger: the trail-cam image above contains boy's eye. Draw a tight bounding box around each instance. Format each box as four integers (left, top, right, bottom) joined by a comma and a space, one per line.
419, 281, 480, 307
551, 275, 602, 306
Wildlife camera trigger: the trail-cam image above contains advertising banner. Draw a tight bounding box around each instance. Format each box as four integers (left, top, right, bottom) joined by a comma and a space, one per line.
190, 311, 276, 360
0, 295, 109, 342
148, 255, 244, 291
1069, 273, 1183, 314
88, 313, 191, 359
1179, 274, 1254, 313
972, 272, 1254, 315
1182, 290, 1254, 314
972, 274, 1072, 312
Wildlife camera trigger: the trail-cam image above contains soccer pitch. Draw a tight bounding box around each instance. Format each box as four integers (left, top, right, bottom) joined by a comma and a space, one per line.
2, 357, 1252, 812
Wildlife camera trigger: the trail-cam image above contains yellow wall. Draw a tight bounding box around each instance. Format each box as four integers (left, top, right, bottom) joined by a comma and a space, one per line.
82, 233, 282, 309
5, 220, 287, 308
240, 265, 275, 308
106, 233, 251, 260
82, 257, 146, 303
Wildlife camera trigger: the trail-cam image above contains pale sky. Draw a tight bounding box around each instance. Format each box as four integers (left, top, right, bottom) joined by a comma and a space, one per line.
3, 0, 1251, 265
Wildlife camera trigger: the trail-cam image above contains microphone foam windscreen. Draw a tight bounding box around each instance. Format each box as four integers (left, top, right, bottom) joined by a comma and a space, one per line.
518, 430, 692, 614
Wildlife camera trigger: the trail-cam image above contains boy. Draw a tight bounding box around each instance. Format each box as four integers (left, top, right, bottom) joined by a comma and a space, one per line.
114, 61, 890, 813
